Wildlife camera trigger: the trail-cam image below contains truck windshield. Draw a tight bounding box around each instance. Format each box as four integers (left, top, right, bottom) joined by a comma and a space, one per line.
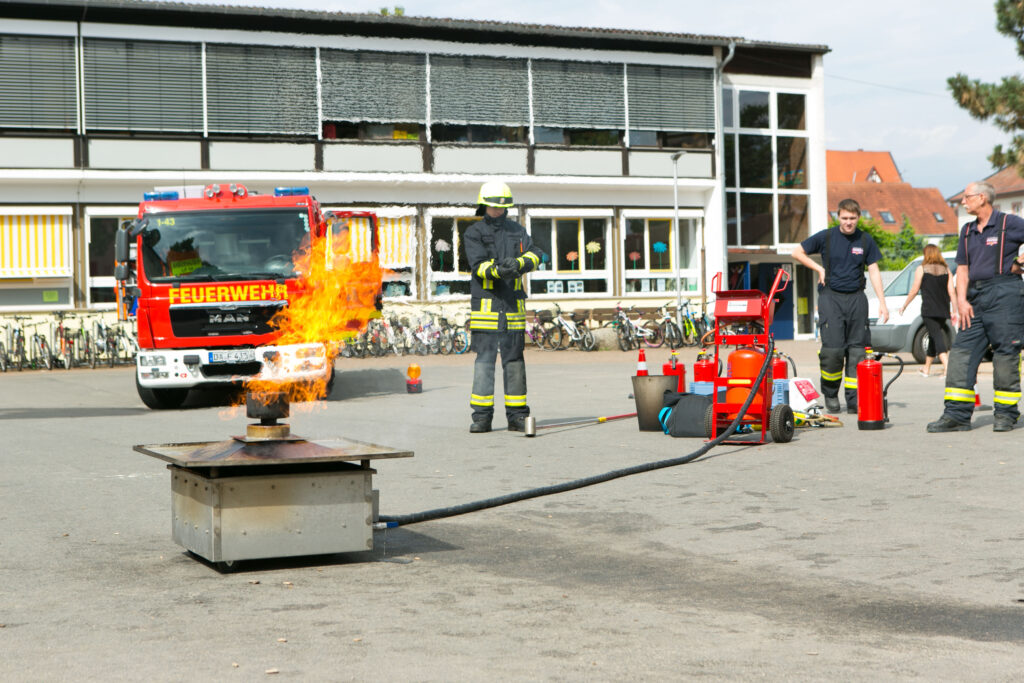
138, 208, 311, 283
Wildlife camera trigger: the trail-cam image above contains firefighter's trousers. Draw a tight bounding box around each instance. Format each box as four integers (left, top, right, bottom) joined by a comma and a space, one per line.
470, 330, 528, 424
818, 287, 870, 406
942, 276, 1024, 424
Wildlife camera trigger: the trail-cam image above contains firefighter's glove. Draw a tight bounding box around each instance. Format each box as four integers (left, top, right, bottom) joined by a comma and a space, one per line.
496, 258, 520, 280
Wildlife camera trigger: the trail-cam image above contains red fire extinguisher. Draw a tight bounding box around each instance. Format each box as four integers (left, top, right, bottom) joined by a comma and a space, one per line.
857, 347, 904, 430
693, 349, 717, 382
662, 350, 687, 393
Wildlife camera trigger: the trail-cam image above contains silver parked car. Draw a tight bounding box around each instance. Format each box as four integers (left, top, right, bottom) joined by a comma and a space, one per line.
867, 252, 957, 363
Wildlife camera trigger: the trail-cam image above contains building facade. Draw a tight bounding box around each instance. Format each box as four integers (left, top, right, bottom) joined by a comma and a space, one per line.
0, 1, 828, 339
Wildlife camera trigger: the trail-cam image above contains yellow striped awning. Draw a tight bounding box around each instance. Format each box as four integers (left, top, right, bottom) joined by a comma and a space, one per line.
0, 214, 72, 278
346, 215, 415, 267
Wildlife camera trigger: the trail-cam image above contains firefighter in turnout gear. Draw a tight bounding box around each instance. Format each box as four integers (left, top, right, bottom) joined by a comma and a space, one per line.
464, 182, 544, 433
792, 198, 889, 414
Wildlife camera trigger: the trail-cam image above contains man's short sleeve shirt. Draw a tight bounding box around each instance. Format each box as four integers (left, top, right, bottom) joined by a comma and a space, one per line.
955, 210, 1024, 281
800, 227, 881, 293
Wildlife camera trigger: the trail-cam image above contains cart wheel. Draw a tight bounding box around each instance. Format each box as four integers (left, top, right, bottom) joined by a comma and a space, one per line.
704, 404, 714, 439
770, 404, 795, 443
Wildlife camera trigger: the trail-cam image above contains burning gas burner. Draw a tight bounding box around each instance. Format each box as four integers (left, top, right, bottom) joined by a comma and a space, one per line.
135, 391, 412, 570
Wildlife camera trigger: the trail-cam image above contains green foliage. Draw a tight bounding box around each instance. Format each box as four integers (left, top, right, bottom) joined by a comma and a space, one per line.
826, 215, 923, 270
940, 234, 960, 252
948, 1, 1024, 170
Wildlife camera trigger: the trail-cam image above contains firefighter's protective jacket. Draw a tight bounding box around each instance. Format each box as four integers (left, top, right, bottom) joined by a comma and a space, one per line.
464, 212, 544, 332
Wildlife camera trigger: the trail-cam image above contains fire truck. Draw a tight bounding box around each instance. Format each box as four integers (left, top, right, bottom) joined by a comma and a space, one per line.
114, 183, 381, 409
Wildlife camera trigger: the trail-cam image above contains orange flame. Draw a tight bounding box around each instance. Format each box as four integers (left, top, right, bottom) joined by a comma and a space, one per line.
244, 220, 383, 408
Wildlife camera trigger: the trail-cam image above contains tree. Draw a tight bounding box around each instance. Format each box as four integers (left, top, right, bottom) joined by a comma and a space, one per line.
948, 1, 1024, 169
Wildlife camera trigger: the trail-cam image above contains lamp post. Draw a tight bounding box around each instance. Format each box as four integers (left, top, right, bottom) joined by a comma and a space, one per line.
671, 151, 687, 327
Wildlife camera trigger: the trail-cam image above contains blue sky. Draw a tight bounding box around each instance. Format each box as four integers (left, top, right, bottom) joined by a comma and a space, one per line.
176, 0, 1020, 197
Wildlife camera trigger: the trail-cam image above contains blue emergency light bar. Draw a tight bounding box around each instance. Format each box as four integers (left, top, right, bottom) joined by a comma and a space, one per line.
143, 191, 180, 201
274, 186, 310, 197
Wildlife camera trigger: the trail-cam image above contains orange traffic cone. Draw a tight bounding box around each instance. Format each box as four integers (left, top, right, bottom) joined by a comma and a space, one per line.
636, 348, 649, 376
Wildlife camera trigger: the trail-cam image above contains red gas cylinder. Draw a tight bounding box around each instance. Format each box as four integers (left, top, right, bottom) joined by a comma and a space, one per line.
693, 350, 717, 382
725, 346, 765, 409
662, 351, 687, 393
772, 352, 789, 380
857, 353, 885, 429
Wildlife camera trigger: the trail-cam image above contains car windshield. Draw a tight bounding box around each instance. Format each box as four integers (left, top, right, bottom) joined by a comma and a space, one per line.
138, 208, 311, 283
883, 257, 957, 297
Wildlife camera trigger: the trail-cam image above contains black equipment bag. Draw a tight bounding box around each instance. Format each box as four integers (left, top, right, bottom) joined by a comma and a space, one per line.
659, 391, 712, 438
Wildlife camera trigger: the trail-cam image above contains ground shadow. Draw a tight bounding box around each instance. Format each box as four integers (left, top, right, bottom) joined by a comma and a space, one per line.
0, 406, 149, 420
189, 526, 461, 574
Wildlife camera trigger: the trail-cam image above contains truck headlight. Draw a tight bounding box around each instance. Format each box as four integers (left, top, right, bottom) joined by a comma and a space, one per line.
139, 355, 167, 366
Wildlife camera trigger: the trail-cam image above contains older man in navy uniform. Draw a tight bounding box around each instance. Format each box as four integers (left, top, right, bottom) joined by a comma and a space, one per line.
927, 181, 1024, 433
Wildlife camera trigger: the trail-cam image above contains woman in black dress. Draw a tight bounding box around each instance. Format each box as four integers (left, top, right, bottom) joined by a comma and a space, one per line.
898, 244, 957, 376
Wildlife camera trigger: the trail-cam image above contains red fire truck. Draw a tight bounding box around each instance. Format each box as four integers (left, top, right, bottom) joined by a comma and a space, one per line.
114, 183, 381, 409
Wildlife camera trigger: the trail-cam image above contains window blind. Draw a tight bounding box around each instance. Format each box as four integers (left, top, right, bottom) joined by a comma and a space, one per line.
0, 34, 77, 129
627, 65, 714, 132
430, 55, 528, 126
83, 38, 202, 132
321, 50, 425, 123
532, 60, 623, 129
206, 44, 317, 135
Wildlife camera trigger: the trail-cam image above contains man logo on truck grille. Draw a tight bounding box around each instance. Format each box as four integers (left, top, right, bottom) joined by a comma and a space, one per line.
209, 312, 250, 324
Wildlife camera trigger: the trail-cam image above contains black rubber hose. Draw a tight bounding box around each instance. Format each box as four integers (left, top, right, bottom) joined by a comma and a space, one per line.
379, 338, 776, 528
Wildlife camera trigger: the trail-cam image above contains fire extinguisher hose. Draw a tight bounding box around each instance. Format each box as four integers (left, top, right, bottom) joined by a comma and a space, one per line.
377, 338, 776, 529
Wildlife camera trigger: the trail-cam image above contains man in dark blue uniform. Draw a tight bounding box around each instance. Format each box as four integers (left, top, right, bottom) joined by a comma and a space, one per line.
927, 181, 1024, 433
463, 182, 544, 433
792, 198, 889, 414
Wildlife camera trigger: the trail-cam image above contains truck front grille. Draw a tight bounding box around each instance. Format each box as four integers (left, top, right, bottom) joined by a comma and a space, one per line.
201, 361, 263, 378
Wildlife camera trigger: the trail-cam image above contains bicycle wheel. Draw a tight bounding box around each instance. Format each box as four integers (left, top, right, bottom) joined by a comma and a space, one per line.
438, 330, 454, 355
63, 339, 73, 370
0, 342, 7, 372
616, 323, 632, 351
579, 324, 596, 352
453, 329, 469, 354
14, 337, 25, 371
107, 336, 118, 367
642, 321, 664, 348
540, 321, 562, 350
662, 321, 683, 350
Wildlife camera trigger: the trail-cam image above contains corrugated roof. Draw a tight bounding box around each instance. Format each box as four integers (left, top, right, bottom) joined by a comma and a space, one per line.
828, 182, 958, 236
1, 0, 829, 53
826, 150, 902, 183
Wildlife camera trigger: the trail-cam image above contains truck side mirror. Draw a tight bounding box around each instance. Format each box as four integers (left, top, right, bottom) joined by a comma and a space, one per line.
115, 224, 130, 263
114, 263, 130, 281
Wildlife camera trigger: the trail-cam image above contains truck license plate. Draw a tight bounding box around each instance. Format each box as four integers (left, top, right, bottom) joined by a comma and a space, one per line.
209, 349, 256, 363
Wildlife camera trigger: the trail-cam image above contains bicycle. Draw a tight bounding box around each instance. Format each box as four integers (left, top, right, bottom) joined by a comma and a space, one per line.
25, 321, 53, 370
4, 316, 31, 371
526, 311, 555, 350
93, 317, 119, 368
547, 303, 596, 351
654, 303, 683, 350
612, 303, 664, 351
678, 299, 710, 347
436, 312, 469, 355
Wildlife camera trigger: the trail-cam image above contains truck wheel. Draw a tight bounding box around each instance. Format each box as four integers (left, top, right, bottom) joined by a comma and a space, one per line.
136, 374, 188, 410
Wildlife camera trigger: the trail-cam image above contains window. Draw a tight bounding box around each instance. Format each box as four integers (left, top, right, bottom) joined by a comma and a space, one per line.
206, 44, 317, 135
431, 55, 528, 129
532, 60, 624, 130
328, 209, 418, 299
0, 34, 77, 130
622, 216, 698, 294
626, 64, 714, 145
86, 211, 135, 307
428, 215, 476, 298
723, 88, 811, 246
628, 131, 711, 149
83, 39, 202, 132
933, 212, 946, 222
862, 210, 872, 220
324, 121, 422, 141
431, 125, 525, 144
321, 50, 425, 129
880, 211, 895, 224
528, 216, 609, 295
1011, 203, 1021, 216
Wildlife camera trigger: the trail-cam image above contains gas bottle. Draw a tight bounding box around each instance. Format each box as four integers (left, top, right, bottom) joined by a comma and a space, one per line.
662, 351, 687, 393
693, 349, 717, 382
772, 352, 789, 380
725, 346, 766, 411
857, 350, 885, 430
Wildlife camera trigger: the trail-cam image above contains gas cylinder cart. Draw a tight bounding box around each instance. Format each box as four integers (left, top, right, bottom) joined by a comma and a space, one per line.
703, 268, 795, 444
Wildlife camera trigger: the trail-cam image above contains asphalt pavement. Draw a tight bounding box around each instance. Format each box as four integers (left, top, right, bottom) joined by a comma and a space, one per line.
1, 341, 1022, 680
